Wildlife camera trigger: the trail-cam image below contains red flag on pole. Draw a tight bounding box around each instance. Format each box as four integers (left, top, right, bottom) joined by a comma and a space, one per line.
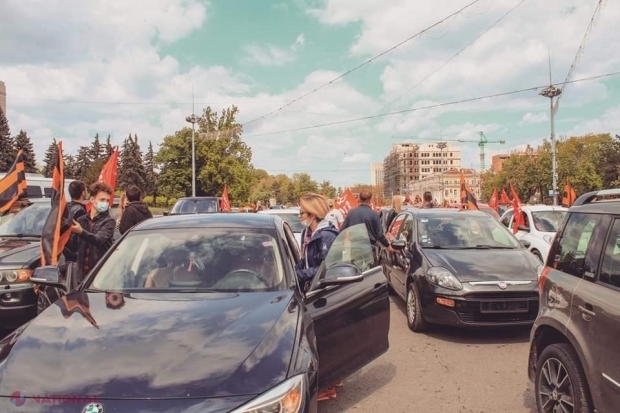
509, 182, 524, 234
98, 146, 119, 207
40, 141, 73, 266
500, 188, 511, 204
460, 170, 479, 210
488, 188, 499, 211
220, 185, 231, 212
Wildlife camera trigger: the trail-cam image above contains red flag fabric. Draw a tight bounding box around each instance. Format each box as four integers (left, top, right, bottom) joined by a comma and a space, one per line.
488, 188, 499, 211
500, 189, 511, 204
562, 177, 577, 207
98, 147, 119, 207
0, 150, 27, 214
220, 185, 231, 212
335, 188, 358, 218
509, 182, 524, 234
40, 141, 73, 266
460, 170, 479, 210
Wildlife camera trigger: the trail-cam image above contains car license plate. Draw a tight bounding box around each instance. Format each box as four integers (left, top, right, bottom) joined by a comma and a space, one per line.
480, 301, 529, 313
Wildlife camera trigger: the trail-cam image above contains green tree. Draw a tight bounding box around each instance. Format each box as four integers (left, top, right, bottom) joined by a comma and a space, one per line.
74, 145, 93, 181
89, 133, 104, 161
118, 134, 146, 191
0, 107, 15, 171
319, 180, 337, 198
143, 140, 157, 197
14, 130, 37, 173
65, 154, 77, 179
104, 134, 114, 158
291, 173, 318, 200
41, 138, 58, 178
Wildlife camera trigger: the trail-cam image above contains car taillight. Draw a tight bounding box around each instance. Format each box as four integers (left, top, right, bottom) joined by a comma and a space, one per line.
539, 266, 552, 290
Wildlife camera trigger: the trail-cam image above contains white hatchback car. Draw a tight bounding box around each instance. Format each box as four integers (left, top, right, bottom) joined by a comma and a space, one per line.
499, 205, 568, 263
257, 208, 303, 246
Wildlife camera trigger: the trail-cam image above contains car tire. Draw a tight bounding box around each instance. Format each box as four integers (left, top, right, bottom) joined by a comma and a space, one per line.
535, 343, 593, 413
406, 282, 426, 332
532, 249, 544, 263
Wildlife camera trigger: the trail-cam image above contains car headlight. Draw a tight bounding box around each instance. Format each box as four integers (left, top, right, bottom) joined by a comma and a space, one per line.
231, 374, 305, 413
426, 267, 463, 291
0, 269, 32, 283
542, 235, 554, 244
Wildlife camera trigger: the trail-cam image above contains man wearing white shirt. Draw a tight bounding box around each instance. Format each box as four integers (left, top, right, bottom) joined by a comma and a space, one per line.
325, 199, 344, 229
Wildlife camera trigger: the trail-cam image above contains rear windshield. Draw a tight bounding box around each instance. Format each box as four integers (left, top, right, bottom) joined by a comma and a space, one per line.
171, 198, 219, 214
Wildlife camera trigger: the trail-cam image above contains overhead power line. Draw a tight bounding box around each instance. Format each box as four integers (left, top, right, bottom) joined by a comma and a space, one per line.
242, 70, 620, 139
383, 0, 526, 110
240, 0, 485, 127
8, 97, 289, 105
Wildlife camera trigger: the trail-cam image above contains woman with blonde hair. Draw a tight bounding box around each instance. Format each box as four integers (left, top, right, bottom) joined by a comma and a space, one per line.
294, 193, 341, 401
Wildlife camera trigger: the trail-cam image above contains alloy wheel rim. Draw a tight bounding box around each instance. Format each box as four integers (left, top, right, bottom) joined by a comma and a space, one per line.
407, 288, 416, 323
538, 357, 575, 413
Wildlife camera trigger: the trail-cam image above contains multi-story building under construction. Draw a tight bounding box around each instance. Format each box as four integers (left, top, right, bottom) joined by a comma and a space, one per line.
383, 142, 462, 198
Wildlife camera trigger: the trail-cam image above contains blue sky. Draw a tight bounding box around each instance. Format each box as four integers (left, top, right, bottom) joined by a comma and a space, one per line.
1, 0, 620, 187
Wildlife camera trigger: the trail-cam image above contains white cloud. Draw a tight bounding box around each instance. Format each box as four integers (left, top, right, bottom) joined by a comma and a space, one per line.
519, 112, 549, 125
242, 34, 306, 66
567, 105, 620, 136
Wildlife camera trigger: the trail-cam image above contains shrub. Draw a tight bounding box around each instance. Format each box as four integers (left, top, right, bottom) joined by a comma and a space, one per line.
167, 198, 177, 207
143, 195, 154, 206
155, 196, 167, 207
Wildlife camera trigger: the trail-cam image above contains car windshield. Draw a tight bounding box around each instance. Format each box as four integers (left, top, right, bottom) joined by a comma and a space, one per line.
532, 210, 566, 232
0, 203, 51, 236
417, 214, 521, 249
89, 228, 286, 292
171, 199, 219, 214
272, 213, 304, 232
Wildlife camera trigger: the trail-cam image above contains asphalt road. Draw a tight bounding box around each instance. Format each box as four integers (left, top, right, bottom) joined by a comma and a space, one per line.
318, 296, 537, 413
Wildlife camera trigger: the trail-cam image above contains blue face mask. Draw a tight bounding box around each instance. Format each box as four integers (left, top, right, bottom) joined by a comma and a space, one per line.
95, 201, 109, 213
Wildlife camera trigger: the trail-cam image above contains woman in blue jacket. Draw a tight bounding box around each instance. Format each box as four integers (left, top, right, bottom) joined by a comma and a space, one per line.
294, 192, 341, 401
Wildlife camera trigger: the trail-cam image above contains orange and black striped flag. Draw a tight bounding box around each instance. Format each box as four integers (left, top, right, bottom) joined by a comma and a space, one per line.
40, 141, 73, 266
460, 170, 479, 210
0, 150, 27, 214
562, 177, 577, 207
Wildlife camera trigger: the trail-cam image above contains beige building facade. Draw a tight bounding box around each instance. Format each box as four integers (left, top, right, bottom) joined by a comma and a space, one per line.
408, 168, 481, 203
370, 162, 384, 186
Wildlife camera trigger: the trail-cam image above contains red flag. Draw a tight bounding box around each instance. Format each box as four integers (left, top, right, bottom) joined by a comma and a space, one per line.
509, 182, 524, 234
335, 188, 358, 218
561, 177, 577, 207
219, 185, 231, 212
98, 147, 119, 207
460, 170, 479, 210
488, 188, 499, 211
40, 141, 73, 266
500, 188, 511, 204
0, 150, 27, 214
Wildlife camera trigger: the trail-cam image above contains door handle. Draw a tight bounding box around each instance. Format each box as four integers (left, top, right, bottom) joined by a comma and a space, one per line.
578, 304, 595, 318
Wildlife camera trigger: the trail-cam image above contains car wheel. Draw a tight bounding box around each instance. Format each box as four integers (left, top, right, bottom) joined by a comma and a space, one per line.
535, 343, 593, 413
406, 282, 426, 332
532, 249, 544, 263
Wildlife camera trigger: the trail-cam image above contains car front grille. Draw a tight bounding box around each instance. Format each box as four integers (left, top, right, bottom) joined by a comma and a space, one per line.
454, 292, 539, 324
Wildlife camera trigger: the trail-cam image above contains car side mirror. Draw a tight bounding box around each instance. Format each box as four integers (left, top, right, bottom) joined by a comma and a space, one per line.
30, 265, 66, 290
520, 240, 531, 248
163, 211, 170, 216
518, 225, 530, 232
319, 264, 363, 287
391, 239, 407, 250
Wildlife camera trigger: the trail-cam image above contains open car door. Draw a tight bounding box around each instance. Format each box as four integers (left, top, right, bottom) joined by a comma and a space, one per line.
306, 223, 390, 390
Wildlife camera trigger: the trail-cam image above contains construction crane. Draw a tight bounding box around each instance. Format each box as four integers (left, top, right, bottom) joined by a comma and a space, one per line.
457, 132, 505, 171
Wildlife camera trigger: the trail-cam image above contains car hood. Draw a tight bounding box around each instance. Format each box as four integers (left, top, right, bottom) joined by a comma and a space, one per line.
0, 290, 299, 399
422, 249, 539, 282
0, 237, 40, 268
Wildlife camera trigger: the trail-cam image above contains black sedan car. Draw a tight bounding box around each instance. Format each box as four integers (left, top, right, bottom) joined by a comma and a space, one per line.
382, 208, 542, 332
0, 214, 389, 412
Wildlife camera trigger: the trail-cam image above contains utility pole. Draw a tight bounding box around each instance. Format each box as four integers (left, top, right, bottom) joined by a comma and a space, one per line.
185, 86, 200, 197
539, 55, 562, 205
437, 141, 447, 204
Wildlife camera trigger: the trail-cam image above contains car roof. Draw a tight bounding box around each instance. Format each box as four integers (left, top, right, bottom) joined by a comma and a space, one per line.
569, 201, 620, 215
505, 205, 568, 212
257, 209, 298, 215
403, 208, 489, 218
176, 197, 219, 200
133, 212, 279, 231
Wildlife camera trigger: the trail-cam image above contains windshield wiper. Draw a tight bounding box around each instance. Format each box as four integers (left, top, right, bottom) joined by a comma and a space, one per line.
461, 245, 514, 249
0, 233, 41, 238
421, 245, 448, 249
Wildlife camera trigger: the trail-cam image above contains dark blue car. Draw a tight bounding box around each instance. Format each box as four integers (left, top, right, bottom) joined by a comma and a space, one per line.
0, 214, 389, 412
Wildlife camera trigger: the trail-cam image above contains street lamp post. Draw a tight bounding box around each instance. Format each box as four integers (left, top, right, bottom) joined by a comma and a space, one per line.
539, 85, 562, 205
185, 114, 201, 197
437, 142, 447, 204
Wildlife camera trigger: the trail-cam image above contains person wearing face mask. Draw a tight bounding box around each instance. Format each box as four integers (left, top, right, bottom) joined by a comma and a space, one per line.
70, 182, 116, 283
